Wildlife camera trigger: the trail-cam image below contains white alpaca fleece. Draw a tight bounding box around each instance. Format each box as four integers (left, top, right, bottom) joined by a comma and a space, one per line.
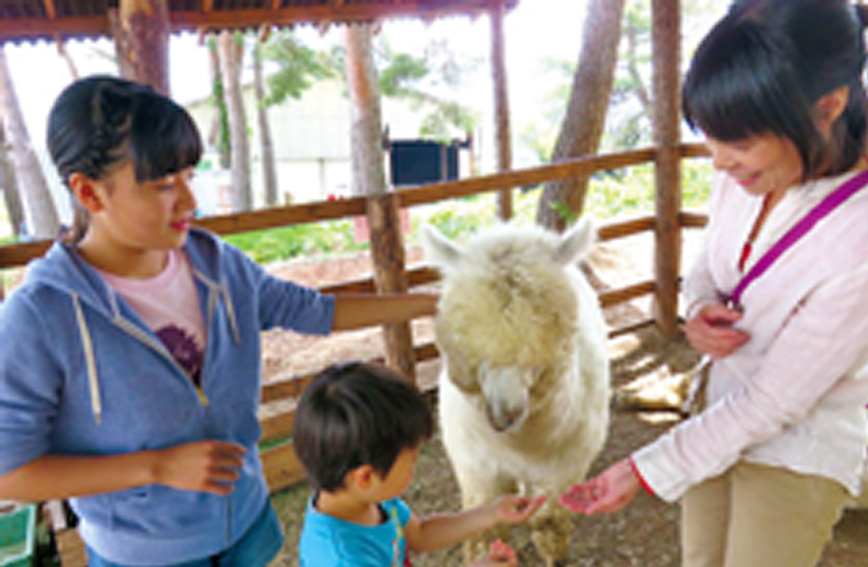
423, 220, 610, 564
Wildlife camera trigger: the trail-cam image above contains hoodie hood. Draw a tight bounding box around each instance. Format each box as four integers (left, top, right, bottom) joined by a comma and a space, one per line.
27, 241, 116, 317
24, 229, 239, 425
27, 228, 226, 313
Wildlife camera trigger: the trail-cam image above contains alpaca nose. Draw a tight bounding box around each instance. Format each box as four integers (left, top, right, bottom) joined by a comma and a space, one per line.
487, 403, 525, 432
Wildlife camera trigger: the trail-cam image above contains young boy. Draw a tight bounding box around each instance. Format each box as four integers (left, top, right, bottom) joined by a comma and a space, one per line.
293, 361, 545, 567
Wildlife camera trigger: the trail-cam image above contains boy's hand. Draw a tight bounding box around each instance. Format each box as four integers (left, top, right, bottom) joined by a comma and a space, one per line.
469, 539, 517, 567
490, 494, 546, 525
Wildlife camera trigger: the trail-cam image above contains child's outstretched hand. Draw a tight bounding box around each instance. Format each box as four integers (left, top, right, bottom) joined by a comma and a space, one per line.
468, 539, 517, 567
490, 494, 546, 525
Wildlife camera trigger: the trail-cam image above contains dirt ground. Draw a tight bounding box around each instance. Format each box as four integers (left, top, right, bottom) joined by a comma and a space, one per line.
260, 240, 868, 567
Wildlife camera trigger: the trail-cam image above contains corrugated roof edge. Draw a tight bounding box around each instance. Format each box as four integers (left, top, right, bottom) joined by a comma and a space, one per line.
0, 0, 518, 45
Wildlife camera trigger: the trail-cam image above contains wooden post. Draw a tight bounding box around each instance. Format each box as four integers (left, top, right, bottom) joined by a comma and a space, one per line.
651, 0, 682, 338
490, 1, 513, 221
110, 0, 170, 95
344, 24, 416, 382
367, 192, 417, 382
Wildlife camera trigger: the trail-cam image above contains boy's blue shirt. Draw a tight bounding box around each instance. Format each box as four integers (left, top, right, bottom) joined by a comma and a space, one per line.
0, 228, 335, 565
299, 496, 412, 567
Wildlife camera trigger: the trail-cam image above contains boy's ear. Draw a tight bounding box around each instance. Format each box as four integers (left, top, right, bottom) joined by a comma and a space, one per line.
346, 464, 376, 490
68, 173, 105, 213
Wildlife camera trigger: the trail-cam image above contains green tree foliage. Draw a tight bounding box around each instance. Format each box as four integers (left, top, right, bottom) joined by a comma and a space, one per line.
522, 0, 723, 157
339, 36, 480, 141
382, 40, 480, 140
606, 0, 722, 149
260, 29, 478, 141
261, 30, 338, 106
605, 0, 653, 149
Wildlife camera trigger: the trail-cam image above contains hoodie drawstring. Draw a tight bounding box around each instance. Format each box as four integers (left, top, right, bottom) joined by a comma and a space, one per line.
72, 293, 102, 426
221, 285, 241, 344
196, 271, 241, 346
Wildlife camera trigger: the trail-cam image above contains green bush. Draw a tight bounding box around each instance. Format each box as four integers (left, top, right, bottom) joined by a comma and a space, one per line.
583, 159, 713, 219
224, 219, 367, 264
413, 195, 499, 243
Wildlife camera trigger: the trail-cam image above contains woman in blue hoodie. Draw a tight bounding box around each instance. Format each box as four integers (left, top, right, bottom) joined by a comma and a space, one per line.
0, 76, 437, 567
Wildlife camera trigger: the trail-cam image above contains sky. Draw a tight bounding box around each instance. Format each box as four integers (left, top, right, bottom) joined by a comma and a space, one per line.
4, 0, 587, 155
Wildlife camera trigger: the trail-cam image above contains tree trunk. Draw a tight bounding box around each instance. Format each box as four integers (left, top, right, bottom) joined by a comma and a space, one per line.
110, 0, 170, 95
56, 38, 80, 81
0, 118, 24, 237
254, 42, 278, 207
218, 30, 252, 212
344, 24, 388, 198
490, 3, 513, 220
343, 24, 416, 383
535, 0, 626, 231
207, 35, 231, 170
0, 47, 60, 239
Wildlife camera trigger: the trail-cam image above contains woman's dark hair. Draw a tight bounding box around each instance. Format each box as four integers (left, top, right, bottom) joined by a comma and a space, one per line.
293, 361, 434, 493
683, 0, 868, 179
46, 75, 202, 241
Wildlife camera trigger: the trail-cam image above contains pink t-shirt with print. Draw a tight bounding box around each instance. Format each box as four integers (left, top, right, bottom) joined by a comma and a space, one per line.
99, 249, 206, 385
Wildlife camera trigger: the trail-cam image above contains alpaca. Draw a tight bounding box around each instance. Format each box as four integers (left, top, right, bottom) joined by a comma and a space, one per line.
422, 220, 610, 567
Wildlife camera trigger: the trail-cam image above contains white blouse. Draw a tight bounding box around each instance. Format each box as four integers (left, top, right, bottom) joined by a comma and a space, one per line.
633, 170, 868, 501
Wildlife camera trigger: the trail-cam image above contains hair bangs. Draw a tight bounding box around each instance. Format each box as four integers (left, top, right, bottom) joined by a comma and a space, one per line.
683, 21, 805, 142
683, 74, 769, 142
129, 95, 202, 182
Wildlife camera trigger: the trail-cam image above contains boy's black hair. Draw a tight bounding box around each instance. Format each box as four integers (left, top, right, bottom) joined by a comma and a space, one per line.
683, 0, 868, 179
293, 361, 434, 493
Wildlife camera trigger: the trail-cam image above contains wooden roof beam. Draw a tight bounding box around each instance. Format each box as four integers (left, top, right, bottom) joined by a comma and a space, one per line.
0, 2, 513, 43
0, 16, 108, 42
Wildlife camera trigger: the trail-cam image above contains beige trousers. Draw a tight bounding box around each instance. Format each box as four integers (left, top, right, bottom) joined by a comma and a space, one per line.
680, 461, 849, 567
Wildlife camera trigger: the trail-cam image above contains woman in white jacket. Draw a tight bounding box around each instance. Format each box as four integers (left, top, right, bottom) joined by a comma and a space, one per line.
561, 1, 868, 566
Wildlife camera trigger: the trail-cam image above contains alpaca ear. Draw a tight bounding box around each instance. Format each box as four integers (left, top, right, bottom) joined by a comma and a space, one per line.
421, 224, 462, 269
555, 217, 596, 265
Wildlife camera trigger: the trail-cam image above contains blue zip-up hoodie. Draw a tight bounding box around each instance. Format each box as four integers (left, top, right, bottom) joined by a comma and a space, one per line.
0, 228, 335, 565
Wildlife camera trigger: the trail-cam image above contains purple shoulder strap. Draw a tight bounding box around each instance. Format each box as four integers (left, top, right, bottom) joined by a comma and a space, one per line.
729, 169, 868, 308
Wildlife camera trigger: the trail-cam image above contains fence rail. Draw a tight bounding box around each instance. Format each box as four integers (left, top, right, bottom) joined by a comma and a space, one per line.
0, 143, 711, 493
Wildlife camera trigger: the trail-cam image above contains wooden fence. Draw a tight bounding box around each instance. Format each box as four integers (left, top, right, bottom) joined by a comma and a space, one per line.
0, 144, 711, 494
3, 145, 712, 567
